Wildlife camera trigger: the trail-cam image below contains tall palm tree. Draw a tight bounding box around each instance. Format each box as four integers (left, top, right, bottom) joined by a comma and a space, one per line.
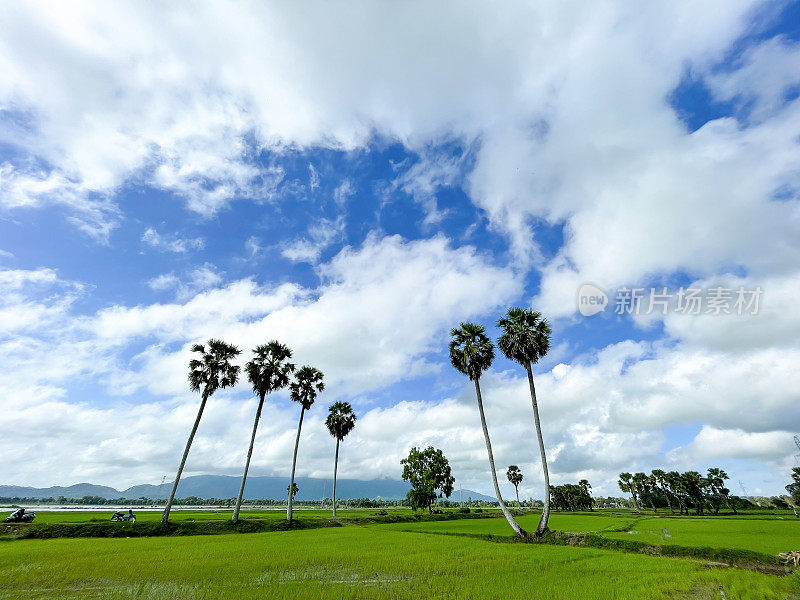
450, 322, 526, 538
232, 342, 295, 523
506, 465, 523, 504
497, 307, 552, 536
286, 366, 324, 522
325, 401, 357, 518
161, 339, 240, 525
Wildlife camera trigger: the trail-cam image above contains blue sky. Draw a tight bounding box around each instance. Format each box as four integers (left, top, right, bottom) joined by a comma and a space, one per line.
1, 0, 799, 498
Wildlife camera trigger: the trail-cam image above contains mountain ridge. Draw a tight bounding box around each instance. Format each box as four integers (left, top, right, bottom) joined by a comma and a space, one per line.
0, 475, 496, 502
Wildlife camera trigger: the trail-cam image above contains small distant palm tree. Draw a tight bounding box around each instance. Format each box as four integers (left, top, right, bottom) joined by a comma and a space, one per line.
497, 307, 552, 536
507, 465, 523, 504
161, 339, 240, 525
287, 482, 299, 500
286, 366, 324, 522
232, 342, 295, 523
450, 322, 526, 538
325, 402, 357, 518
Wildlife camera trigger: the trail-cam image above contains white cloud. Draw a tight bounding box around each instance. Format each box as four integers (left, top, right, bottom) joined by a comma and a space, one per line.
333, 179, 355, 205
147, 264, 224, 301
3, 0, 792, 258
1, 1, 799, 497
308, 163, 320, 190
245, 235, 263, 258
281, 216, 345, 264
708, 35, 800, 122
141, 227, 205, 253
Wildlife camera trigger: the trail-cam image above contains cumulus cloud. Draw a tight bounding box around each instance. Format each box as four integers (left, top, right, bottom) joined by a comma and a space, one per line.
0, 234, 524, 487
1, 1, 799, 496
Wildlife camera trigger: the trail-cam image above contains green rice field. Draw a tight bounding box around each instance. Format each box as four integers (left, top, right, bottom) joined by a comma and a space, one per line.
601, 514, 800, 556
0, 509, 798, 599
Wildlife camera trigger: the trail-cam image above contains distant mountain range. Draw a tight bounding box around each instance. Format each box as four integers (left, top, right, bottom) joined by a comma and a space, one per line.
0, 475, 496, 502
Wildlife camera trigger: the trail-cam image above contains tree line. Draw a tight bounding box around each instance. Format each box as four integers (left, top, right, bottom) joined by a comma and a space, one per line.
618, 468, 742, 515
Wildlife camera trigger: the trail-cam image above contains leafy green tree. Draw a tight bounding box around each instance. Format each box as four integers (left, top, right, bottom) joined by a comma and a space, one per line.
497, 308, 552, 536
579, 479, 593, 511
286, 366, 324, 522
325, 401, 357, 517
401, 446, 455, 512
450, 322, 526, 538
550, 482, 593, 511
651, 469, 674, 513
666, 471, 689, 514
507, 465, 523, 504
232, 342, 295, 523
161, 339, 241, 525
706, 468, 736, 515
682, 471, 706, 515
617, 472, 640, 511
786, 467, 800, 506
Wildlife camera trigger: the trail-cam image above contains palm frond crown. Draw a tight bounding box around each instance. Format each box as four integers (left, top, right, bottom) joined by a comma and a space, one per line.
245, 341, 295, 398
188, 339, 241, 395
449, 322, 494, 381
325, 401, 357, 440
497, 307, 551, 366
290, 366, 324, 410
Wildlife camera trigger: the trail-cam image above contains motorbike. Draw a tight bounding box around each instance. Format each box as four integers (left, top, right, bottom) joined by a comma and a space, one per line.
111, 511, 136, 523
4, 508, 35, 523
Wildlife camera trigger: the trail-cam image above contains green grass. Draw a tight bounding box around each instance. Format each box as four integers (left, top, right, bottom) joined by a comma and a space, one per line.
601, 515, 800, 556
378, 511, 630, 536
0, 526, 797, 600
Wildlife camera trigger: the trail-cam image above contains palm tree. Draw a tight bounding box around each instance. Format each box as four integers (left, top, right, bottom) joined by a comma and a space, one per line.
497, 307, 552, 536
286, 366, 324, 523
507, 465, 523, 504
325, 401, 357, 518
450, 322, 526, 538
161, 339, 240, 525
232, 342, 295, 523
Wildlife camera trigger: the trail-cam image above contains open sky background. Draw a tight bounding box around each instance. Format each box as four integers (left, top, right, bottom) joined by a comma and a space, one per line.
1, 0, 799, 499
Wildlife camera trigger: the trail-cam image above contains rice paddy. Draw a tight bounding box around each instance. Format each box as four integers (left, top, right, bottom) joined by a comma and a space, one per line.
0, 509, 798, 599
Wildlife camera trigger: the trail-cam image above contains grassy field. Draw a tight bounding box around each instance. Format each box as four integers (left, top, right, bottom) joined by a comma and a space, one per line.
601, 515, 800, 555
1, 526, 798, 600
378, 511, 631, 536
1, 509, 798, 599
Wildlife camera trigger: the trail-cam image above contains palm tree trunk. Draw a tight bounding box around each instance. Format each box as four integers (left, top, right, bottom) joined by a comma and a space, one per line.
332, 437, 340, 518
474, 379, 526, 538
525, 364, 550, 536
161, 390, 208, 525
232, 393, 265, 523
515, 485, 520, 504
286, 406, 305, 522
